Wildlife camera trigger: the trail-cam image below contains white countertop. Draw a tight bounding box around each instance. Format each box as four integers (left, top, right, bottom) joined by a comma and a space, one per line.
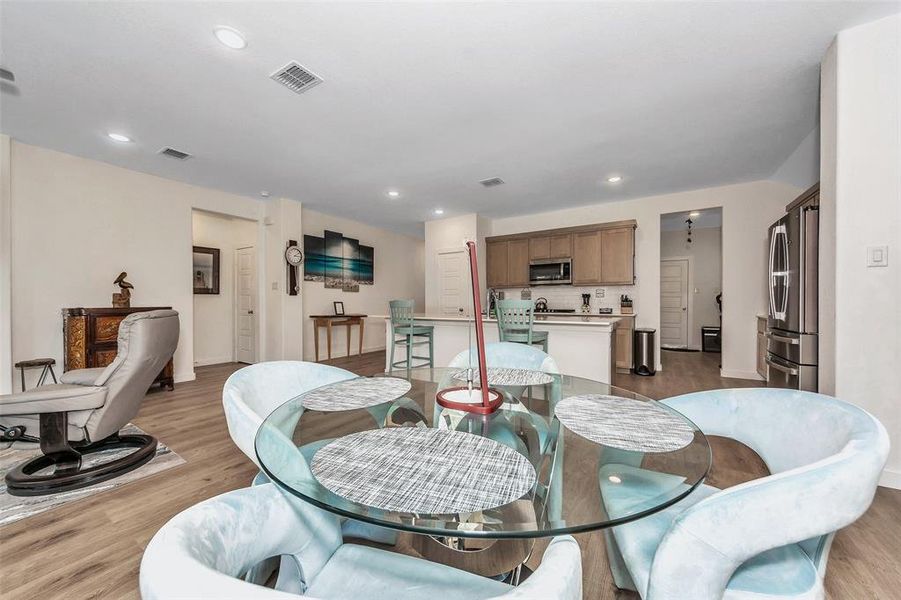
374, 314, 622, 327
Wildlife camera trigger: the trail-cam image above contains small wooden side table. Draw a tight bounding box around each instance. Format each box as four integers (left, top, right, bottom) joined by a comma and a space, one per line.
310, 314, 367, 361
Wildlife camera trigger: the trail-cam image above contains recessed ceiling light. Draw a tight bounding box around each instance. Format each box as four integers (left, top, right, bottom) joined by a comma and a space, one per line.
214, 26, 246, 50
260, 191, 271, 198
433, 208, 445, 215
606, 175, 622, 183
107, 132, 132, 143
387, 190, 400, 198
689, 211, 701, 217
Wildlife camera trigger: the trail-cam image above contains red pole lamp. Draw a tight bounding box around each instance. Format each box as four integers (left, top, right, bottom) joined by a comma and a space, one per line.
436, 241, 503, 414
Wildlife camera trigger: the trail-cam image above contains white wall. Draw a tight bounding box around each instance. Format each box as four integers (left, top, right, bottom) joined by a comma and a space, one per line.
191, 210, 257, 366
264, 198, 305, 362
0, 135, 12, 393
302, 209, 424, 361
7, 141, 267, 386
821, 14, 901, 487
424, 213, 484, 314
490, 180, 799, 376
770, 126, 820, 190
661, 226, 722, 350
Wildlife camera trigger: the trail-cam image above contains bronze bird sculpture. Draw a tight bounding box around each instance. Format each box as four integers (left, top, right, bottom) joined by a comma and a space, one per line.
112, 272, 133, 307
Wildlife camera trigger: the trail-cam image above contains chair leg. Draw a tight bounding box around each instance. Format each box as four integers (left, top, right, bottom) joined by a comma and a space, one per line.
389, 334, 396, 371
428, 331, 434, 367
405, 335, 412, 370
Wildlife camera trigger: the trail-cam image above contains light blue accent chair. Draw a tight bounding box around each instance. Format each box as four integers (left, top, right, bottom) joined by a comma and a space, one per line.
139, 482, 583, 600
601, 388, 890, 600
442, 342, 563, 522
222, 361, 396, 545
389, 299, 434, 369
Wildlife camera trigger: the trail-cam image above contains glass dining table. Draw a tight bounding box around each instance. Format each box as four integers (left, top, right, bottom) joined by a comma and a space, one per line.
255, 367, 711, 542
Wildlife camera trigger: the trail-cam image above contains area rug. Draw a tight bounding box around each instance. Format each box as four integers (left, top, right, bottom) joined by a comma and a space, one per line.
0, 424, 185, 526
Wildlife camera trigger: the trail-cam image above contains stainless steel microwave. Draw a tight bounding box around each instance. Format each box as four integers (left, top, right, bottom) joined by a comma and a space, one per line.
529, 259, 572, 286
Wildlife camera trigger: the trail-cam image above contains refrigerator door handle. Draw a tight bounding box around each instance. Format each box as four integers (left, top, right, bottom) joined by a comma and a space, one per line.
766, 331, 800, 345
769, 224, 788, 321
768, 228, 777, 318
766, 355, 799, 376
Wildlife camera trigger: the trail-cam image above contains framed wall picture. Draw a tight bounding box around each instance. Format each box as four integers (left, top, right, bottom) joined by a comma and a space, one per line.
333, 301, 345, 316
193, 246, 220, 294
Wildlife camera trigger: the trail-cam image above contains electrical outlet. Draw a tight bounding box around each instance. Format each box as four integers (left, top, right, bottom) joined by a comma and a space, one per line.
272, 281, 279, 290
867, 246, 888, 267
595, 288, 605, 298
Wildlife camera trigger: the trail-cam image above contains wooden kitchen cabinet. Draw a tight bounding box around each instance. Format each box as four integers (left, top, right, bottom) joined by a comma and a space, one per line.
600, 227, 635, 284
487, 240, 508, 288
615, 317, 634, 373
572, 231, 602, 284
506, 239, 530, 286
757, 316, 768, 380
549, 234, 572, 258
529, 236, 550, 260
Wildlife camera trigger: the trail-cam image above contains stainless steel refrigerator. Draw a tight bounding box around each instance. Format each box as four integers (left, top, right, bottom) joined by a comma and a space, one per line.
766, 202, 819, 391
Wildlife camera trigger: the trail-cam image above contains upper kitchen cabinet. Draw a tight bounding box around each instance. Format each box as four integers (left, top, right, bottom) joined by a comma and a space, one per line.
572, 230, 603, 284
529, 234, 572, 260
487, 240, 509, 288
486, 220, 635, 288
506, 239, 530, 286
599, 227, 635, 284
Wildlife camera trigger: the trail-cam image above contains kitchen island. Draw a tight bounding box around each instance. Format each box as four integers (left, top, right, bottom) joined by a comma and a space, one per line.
378, 313, 622, 383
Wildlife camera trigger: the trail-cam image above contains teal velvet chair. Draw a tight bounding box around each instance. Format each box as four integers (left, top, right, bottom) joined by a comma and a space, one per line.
140, 483, 584, 599
388, 299, 434, 370
600, 388, 890, 600
495, 299, 548, 353
222, 361, 396, 545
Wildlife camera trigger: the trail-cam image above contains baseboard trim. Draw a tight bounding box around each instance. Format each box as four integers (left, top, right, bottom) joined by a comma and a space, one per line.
174, 370, 196, 384
879, 468, 901, 490
194, 355, 233, 367
720, 368, 765, 381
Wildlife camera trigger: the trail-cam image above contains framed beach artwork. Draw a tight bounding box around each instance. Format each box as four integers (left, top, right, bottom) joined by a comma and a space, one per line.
304, 230, 374, 292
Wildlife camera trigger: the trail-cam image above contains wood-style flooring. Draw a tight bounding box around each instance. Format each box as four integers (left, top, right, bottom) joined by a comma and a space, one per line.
0, 350, 898, 599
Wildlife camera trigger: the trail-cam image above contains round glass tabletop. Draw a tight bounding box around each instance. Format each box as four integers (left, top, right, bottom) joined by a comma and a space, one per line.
255, 368, 710, 539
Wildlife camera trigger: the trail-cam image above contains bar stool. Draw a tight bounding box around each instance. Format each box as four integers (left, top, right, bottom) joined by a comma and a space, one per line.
388, 300, 434, 370
14, 357, 57, 391
495, 299, 548, 353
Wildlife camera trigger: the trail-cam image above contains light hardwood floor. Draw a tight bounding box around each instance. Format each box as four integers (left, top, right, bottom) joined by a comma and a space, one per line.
0, 351, 898, 599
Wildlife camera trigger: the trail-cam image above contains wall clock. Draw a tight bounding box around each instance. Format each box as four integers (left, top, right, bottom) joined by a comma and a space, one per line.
285, 240, 303, 295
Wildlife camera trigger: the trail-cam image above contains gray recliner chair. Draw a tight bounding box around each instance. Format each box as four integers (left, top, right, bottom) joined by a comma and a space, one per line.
0, 310, 179, 496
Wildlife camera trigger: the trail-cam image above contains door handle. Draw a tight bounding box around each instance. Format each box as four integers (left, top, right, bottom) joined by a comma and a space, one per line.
765, 331, 798, 344
766, 356, 799, 376
248, 310, 254, 315
682, 307, 687, 311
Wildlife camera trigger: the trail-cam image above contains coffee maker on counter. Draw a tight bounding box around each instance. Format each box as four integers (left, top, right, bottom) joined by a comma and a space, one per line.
581, 293, 591, 313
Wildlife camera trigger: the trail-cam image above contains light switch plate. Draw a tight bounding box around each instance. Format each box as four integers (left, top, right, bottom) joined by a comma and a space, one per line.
867, 246, 888, 267
272, 281, 279, 290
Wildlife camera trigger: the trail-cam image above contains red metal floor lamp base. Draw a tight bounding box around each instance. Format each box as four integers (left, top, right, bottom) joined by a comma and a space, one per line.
436, 386, 504, 414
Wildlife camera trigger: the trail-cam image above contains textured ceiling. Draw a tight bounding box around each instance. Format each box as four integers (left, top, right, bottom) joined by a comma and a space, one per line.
1, 1, 897, 236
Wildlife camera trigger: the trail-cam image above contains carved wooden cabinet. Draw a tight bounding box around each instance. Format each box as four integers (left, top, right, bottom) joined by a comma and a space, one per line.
63, 307, 175, 390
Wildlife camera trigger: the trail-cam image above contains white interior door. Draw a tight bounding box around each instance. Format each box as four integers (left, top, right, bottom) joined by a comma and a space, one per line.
235, 246, 257, 364
660, 258, 689, 348
437, 250, 470, 316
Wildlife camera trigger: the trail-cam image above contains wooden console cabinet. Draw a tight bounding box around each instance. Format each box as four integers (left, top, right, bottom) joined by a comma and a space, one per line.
63, 307, 175, 390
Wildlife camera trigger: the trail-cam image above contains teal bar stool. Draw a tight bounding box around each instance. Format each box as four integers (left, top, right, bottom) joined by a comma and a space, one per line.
388, 300, 434, 370
495, 299, 548, 353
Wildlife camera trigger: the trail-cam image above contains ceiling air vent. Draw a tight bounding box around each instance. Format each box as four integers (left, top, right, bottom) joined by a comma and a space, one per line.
270, 61, 323, 95
479, 177, 505, 188
159, 147, 192, 160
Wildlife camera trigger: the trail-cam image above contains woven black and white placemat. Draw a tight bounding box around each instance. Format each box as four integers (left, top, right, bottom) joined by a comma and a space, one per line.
450, 367, 554, 387
300, 377, 412, 412
311, 427, 537, 514
555, 394, 695, 453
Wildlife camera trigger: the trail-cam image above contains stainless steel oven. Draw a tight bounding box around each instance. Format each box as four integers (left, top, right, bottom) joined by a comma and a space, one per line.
529, 259, 572, 286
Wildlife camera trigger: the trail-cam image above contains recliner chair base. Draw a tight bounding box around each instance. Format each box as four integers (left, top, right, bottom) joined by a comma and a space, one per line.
4, 414, 158, 497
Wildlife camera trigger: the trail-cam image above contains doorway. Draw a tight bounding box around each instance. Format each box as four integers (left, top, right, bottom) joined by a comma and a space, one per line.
660, 208, 722, 352
192, 210, 259, 366
235, 246, 257, 364
437, 248, 470, 316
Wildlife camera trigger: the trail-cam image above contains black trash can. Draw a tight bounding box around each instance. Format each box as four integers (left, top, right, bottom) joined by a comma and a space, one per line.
633, 328, 656, 376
